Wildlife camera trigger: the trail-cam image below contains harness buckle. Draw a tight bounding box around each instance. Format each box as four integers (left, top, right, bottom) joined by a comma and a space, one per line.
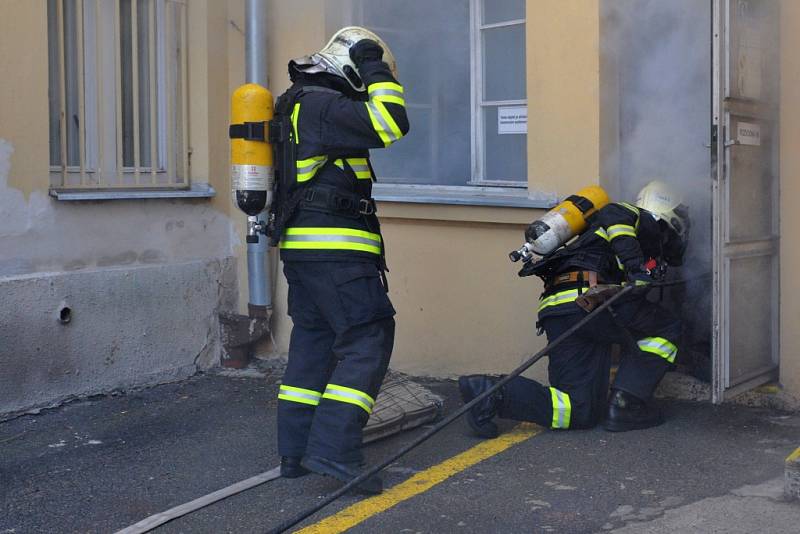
303, 188, 316, 202
359, 198, 376, 215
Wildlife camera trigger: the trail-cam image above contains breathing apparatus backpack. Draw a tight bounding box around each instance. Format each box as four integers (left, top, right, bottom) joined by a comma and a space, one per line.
510, 185, 611, 278
265, 85, 306, 246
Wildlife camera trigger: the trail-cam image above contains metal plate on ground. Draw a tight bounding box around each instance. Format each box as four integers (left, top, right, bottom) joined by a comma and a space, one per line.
364, 379, 444, 444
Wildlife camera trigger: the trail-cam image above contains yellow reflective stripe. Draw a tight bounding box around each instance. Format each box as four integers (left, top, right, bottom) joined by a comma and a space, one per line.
284, 227, 381, 240
349, 161, 372, 179
368, 82, 405, 105
595, 228, 610, 242
281, 242, 380, 254
375, 95, 405, 106
291, 102, 301, 143
618, 202, 641, 230
616, 256, 625, 271
280, 227, 382, 255
280, 241, 381, 254
368, 81, 404, 94
537, 289, 582, 312
366, 102, 392, 146
549, 387, 572, 429
337, 157, 371, 179
278, 384, 322, 406
607, 224, 637, 240
378, 101, 403, 139
366, 100, 402, 147
637, 336, 678, 363
296, 155, 327, 182
322, 383, 375, 414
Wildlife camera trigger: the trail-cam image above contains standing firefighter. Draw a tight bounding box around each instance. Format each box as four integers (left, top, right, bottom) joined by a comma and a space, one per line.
460, 181, 690, 435
271, 27, 408, 494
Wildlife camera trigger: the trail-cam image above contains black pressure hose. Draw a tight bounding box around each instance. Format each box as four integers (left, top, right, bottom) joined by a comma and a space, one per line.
268, 274, 710, 533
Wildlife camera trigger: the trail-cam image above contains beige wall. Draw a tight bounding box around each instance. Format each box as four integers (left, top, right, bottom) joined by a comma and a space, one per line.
527, 0, 601, 196
188, 0, 234, 216
0, 0, 50, 197
377, 207, 546, 379
780, 0, 800, 396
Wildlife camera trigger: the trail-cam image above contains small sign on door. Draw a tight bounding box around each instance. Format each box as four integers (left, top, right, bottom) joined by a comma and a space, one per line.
737, 121, 761, 146
498, 106, 527, 135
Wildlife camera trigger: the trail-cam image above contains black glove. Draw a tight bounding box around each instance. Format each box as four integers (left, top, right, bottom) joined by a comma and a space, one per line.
349, 39, 384, 68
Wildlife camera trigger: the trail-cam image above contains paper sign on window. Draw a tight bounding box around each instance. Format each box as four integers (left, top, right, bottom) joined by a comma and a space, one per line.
498, 106, 527, 135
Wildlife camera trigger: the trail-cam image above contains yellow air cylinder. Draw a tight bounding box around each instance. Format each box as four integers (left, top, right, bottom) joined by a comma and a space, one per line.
528, 185, 610, 255
230, 83, 274, 216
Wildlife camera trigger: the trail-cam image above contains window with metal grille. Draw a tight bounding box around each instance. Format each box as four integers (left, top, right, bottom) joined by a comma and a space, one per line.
47, 0, 188, 190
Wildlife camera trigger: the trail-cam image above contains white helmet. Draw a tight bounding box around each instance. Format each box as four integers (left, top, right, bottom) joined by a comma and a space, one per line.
635, 180, 690, 240
289, 26, 398, 93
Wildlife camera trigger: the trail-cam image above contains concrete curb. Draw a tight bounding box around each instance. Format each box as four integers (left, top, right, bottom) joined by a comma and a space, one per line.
786, 447, 800, 500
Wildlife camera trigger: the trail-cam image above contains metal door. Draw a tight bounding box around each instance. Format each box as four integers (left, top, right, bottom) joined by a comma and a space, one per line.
712, 0, 780, 402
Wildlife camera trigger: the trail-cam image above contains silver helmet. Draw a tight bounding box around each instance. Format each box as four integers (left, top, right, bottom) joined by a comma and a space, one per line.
289, 26, 398, 92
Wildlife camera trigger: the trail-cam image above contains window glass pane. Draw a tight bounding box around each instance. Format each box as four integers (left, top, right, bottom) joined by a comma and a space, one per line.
137, 0, 152, 168
120, 0, 134, 167
483, 24, 526, 101
482, 0, 525, 25
47, 0, 61, 166
47, 0, 82, 168
63, 1, 81, 167
483, 106, 526, 182
328, 0, 471, 185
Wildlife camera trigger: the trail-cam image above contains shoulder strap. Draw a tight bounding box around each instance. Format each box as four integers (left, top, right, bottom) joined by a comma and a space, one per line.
267, 85, 305, 245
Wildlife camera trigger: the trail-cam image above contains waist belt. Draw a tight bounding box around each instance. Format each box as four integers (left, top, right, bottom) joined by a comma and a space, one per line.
545, 270, 603, 290
299, 184, 376, 219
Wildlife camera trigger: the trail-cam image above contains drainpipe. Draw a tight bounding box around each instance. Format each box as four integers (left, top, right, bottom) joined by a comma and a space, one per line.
245, 0, 271, 318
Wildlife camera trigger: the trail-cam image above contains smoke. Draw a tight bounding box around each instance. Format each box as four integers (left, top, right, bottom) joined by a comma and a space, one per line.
602, 0, 712, 264
601, 0, 714, 370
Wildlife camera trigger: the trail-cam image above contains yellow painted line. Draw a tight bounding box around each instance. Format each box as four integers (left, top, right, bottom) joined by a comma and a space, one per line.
295, 423, 542, 534
787, 446, 800, 464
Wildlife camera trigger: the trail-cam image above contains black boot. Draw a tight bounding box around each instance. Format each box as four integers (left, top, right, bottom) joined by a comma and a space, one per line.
603, 389, 664, 432
458, 375, 504, 439
301, 455, 383, 495
280, 456, 309, 478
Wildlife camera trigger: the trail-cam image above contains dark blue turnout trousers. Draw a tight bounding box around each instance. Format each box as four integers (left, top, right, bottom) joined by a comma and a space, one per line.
278, 261, 395, 464
501, 294, 681, 430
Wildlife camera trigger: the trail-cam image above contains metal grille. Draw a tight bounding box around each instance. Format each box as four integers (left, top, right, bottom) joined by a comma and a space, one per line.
363, 377, 443, 443
48, 0, 188, 190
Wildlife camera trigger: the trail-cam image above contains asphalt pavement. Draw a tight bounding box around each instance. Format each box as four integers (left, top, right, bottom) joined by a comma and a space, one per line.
1, 370, 798, 533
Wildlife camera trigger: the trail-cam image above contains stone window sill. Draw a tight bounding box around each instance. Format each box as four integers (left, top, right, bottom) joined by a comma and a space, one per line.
372, 183, 558, 209
49, 183, 216, 201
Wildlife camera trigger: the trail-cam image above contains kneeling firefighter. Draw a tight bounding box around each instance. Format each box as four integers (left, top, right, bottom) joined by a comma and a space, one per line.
460, 181, 690, 435
271, 27, 409, 492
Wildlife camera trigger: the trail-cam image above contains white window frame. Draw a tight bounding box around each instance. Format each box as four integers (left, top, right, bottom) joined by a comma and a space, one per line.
325, 0, 559, 209
469, 0, 527, 187
48, 0, 188, 191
